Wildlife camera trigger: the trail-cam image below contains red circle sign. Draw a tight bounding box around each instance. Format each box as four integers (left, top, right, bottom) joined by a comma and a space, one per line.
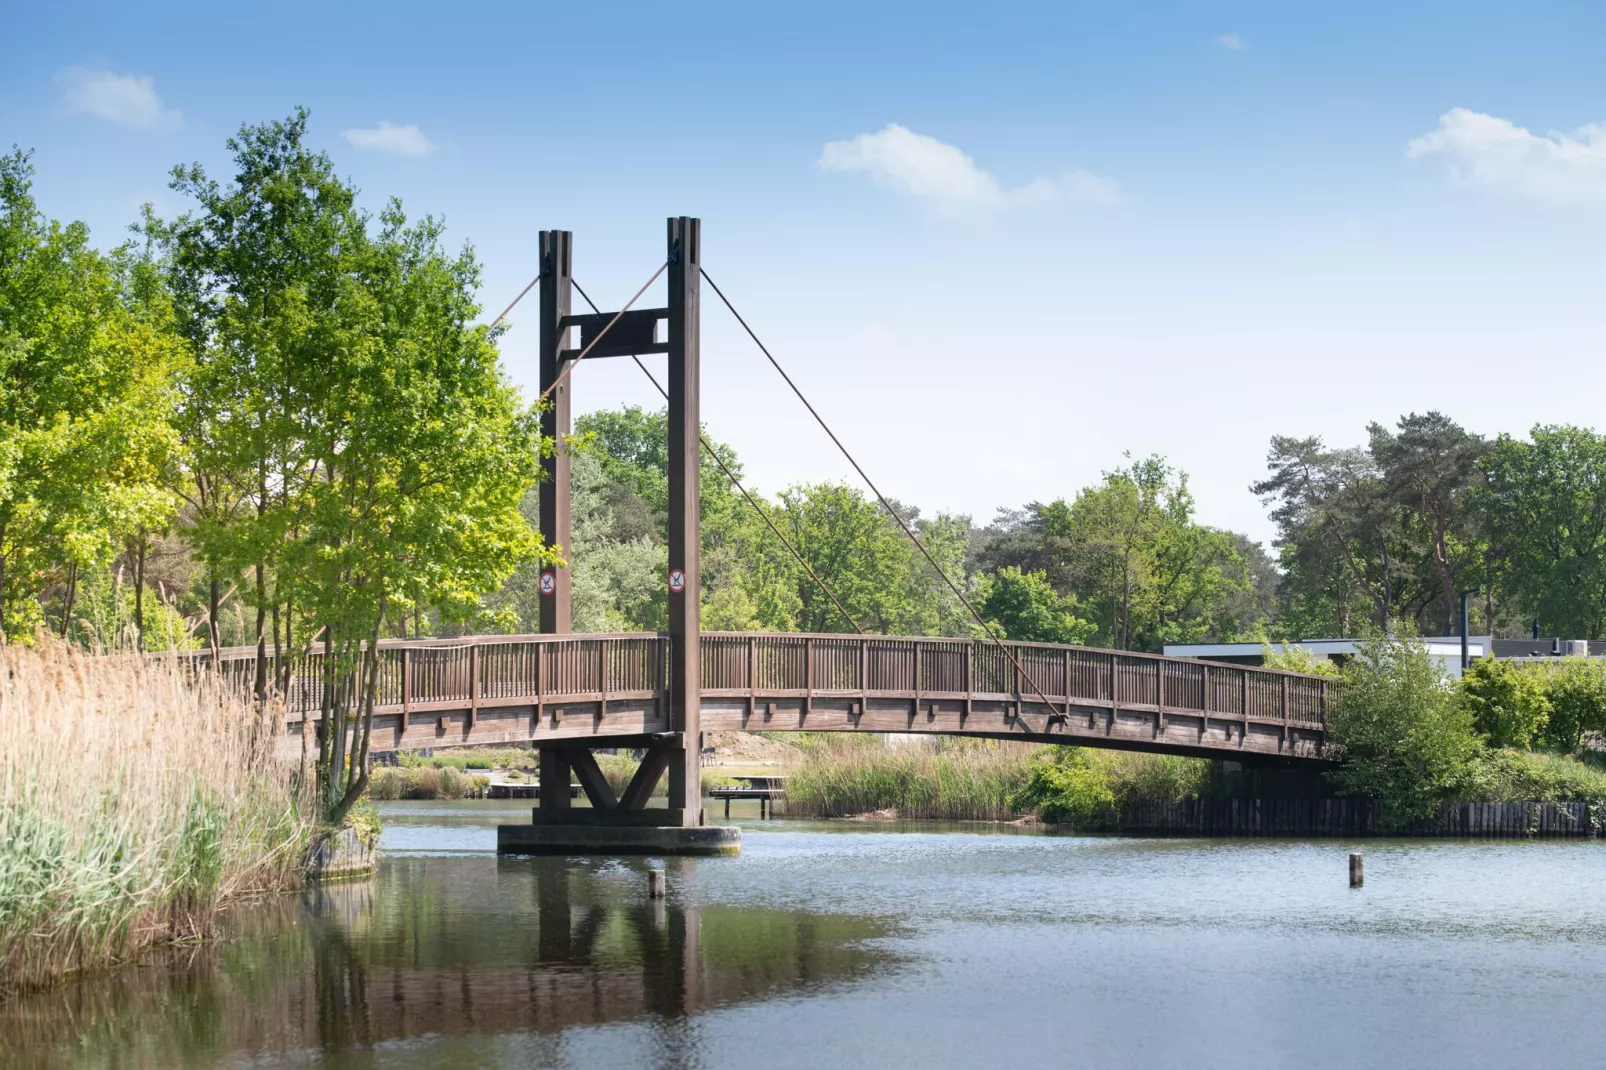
668, 568, 687, 593
539, 571, 556, 595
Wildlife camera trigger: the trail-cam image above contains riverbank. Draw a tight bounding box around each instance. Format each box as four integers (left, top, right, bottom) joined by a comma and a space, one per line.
0, 641, 315, 995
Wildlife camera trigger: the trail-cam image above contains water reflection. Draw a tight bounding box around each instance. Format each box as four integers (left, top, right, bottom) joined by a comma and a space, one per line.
0, 857, 895, 1069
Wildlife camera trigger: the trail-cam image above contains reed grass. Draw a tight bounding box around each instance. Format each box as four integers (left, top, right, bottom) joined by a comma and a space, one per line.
786, 736, 1040, 820
0, 639, 314, 995
367, 766, 491, 800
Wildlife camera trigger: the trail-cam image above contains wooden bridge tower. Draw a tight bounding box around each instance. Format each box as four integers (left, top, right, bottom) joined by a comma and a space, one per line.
523, 218, 731, 852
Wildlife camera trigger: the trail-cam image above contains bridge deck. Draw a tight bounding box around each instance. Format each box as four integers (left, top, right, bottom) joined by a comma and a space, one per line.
206, 632, 1335, 765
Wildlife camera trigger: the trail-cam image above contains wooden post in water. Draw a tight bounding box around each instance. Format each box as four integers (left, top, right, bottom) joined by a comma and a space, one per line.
1349, 851, 1364, 887
648, 868, 666, 899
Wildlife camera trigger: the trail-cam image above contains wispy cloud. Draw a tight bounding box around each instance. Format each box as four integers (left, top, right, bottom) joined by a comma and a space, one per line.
818, 123, 1120, 215
341, 121, 435, 156
56, 67, 181, 129
1214, 33, 1248, 51
1407, 107, 1606, 205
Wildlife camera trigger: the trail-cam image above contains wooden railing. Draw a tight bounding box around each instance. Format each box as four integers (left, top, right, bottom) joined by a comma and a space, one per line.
201, 631, 1333, 732
699, 633, 1332, 729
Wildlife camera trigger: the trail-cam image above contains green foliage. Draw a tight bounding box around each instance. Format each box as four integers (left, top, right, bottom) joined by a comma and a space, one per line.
1259, 644, 1340, 677
1456, 656, 1551, 749
976, 456, 1258, 651
1326, 638, 1482, 826
1536, 657, 1606, 754
0, 148, 181, 641
367, 766, 489, 800
1477, 425, 1606, 639
1462, 748, 1606, 806
976, 566, 1093, 644
1011, 747, 1209, 825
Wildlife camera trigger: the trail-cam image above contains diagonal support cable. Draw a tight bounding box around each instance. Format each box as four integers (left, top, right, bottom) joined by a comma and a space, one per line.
488, 270, 543, 332
572, 279, 864, 635
701, 267, 1067, 719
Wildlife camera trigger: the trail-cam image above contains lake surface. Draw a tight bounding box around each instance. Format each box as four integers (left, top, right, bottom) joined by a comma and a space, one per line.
6, 799, 1606, 1069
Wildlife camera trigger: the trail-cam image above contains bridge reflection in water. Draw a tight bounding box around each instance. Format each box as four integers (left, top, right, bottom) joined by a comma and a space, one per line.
211, 631, 1337, 764
0, 857, 894, 1066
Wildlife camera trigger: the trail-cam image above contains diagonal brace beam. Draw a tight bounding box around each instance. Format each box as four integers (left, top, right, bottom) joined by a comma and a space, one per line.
567, 748, 618, 809
619, 746, 671, 809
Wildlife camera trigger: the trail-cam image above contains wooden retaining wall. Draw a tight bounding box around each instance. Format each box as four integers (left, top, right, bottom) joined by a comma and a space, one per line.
1108, 798, 1604, 838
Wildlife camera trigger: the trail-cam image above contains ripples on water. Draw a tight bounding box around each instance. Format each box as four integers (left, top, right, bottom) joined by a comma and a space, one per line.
4, 799, 1606, 1069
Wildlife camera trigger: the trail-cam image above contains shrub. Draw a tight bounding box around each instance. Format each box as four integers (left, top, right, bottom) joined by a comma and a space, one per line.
1537, 657, 1606, 754
1457, 656, 1551, 749
1327, 637, 1482, 826
1012, 748, 1210, 825
1260, 644, 1340, 677
1464, 748, 1606, 805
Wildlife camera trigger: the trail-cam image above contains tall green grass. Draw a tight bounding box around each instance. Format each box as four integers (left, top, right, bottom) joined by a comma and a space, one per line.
368, 766, 490, 800
0, 640, 314, 995
786, 736, 1039, 820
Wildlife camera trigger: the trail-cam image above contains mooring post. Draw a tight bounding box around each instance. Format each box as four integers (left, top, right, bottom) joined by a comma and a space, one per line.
1349, 851, 1364, 887
538, 229, 574, 635
648, 868, 666, 899
665, 217, 703, 828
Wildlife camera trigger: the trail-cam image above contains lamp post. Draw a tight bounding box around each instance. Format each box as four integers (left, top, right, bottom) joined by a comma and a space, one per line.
1459, 589, 1480, 671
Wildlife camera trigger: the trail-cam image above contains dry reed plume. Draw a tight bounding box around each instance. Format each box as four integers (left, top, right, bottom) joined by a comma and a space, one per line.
0, 639, 314, 995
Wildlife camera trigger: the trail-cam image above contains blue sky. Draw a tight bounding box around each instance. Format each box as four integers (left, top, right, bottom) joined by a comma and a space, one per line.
6, 1, 1605, 546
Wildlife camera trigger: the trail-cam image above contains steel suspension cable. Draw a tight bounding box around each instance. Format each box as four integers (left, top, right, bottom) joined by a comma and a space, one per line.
487, 270, 543, 332
571, 279, 865, 635
700, 267, 1066, 717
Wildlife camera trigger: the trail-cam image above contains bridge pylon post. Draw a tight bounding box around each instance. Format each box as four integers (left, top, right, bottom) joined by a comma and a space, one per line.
665, 216, 703, 827
537, 229, 573, 635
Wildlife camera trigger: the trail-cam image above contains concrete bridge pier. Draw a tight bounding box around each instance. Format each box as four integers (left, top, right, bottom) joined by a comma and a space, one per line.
496, 218, 739, 857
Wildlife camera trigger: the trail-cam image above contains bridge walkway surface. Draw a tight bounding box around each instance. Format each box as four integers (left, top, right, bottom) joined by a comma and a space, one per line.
208, 631, 1335, 766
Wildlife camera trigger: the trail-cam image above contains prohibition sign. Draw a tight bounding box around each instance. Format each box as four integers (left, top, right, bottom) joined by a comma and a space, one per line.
668, 568, 687, 593
539, 570, 556, 596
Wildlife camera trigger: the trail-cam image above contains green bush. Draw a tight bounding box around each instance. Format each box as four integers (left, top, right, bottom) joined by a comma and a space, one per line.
1537, 657, 1606, 753
1457, 656, 1551, 748
1463, 748, 1606, 805
1327, 638, 1482, 826
1011, 748, 1209, 825
1260, 644, 1340, 677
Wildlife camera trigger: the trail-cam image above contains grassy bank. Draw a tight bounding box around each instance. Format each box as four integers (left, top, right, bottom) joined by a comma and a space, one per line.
368, 766, 492, 800
0, 641, 314, 995
784, 736, 1038, 820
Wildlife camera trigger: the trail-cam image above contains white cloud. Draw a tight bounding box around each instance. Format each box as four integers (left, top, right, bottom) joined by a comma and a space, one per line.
341, 121, 435, 156
56, 67, 181, 129
818, 123, 1119, 214
1214, 33, 1248, 50
1407, 107, 1606, 205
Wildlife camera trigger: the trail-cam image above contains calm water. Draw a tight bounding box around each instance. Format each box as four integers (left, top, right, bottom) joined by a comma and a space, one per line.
6, 800, 1606, 1069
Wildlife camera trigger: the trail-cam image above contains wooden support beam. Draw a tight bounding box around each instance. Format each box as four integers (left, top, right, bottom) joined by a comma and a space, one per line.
568, 748, 618, 809
538, 746, 572, 813
620, 746, 671, 809
538, 229, 574, 635
665, 216, 703, 827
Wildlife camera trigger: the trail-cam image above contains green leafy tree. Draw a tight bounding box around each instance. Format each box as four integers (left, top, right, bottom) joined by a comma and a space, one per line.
1537, 657, 1606, 754
1327, 637, 1482, 826
1455, 656, 1550, 749
1476, 425, 1606, 638
160, 115, 547, 824
1368, 412, 1488, 635
1259, 643, 1340, 677
976, 566, 1093, 644
0, 148, 181, 642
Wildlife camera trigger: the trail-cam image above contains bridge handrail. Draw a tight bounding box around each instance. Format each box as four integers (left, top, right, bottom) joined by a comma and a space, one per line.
194, 630, 1335, 729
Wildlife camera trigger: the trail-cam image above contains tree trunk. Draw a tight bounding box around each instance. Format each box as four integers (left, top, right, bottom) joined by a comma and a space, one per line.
132, 536, 147, 650
208, 575, 222, 655
254, 562, 267, 703
59, 564, 79, 640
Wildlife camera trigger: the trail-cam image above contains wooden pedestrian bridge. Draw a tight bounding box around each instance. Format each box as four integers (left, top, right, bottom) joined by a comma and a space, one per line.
214, 631, 1335, 766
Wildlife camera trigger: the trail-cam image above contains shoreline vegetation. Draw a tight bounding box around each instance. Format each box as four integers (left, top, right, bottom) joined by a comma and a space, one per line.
0, 640, 314, 997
